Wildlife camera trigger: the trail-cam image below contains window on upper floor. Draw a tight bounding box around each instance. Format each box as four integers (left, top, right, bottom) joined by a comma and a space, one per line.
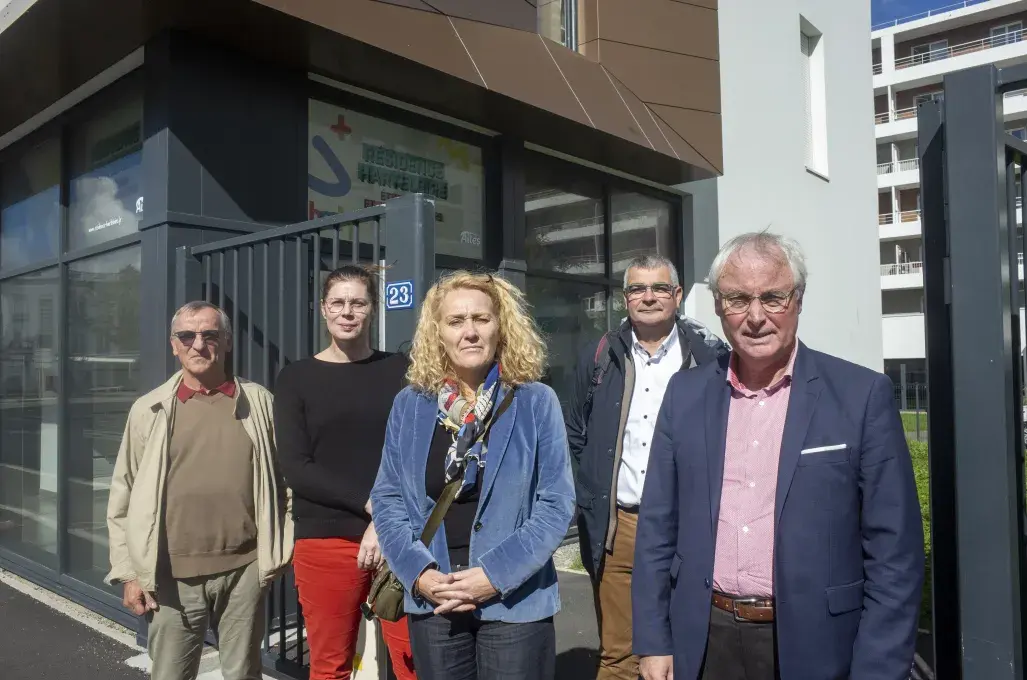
914, 91, 944, 107
991, 21, 1023, 47
800, 18, 829, 179
911, 40, 949, 65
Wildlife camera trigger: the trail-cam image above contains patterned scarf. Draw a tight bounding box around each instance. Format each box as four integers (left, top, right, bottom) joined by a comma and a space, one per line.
437, 362, 503, 498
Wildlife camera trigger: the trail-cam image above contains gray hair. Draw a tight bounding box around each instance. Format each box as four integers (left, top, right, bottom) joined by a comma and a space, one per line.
622, 253, 680, 289
170, 301, 233, 342
707, 232, 807, 296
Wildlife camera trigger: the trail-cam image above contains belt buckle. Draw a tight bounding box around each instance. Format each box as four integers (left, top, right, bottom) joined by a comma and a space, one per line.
731, 596, 761, 623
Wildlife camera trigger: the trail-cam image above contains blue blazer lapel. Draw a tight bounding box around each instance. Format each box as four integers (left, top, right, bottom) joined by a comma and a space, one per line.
414, 392, 438, 514
706, 356, 731, 538
479, 384, 518, 502
775, 343, 822, 528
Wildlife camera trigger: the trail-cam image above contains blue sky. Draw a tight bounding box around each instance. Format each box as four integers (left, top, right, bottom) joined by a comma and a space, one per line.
872, 0, 955, 25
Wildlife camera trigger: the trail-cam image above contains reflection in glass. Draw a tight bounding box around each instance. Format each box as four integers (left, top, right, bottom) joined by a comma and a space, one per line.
1, 138, 60, 270
66, 247, 141, 588
0, 268, 60, 566
610, 192, 674, 282
538, 0, 573, 48
525, 161, 605, 276
526, 277, 606, 407
68, 93, 143, 252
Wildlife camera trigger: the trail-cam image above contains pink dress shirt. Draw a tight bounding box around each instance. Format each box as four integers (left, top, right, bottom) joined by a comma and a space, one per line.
712, 347, 797, 598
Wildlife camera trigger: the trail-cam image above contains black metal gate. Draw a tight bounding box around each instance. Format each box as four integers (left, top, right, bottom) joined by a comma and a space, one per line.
172, 193, 436, 679
919, 64, 1027, 679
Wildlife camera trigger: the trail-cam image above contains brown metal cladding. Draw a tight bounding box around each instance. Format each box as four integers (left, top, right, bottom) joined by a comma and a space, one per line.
578, 0, 724, 172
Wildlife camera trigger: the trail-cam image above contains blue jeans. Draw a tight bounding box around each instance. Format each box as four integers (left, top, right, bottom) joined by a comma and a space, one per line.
407, 613, 555, 680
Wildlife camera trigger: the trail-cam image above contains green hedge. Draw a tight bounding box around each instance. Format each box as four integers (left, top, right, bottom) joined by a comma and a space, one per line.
909, 440, 931, 626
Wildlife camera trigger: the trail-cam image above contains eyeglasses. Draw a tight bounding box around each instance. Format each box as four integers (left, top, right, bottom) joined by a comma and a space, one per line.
717, 290, 796, 315
624, 283, 678, 300
324, 298, 370, 315
173, 330, 221, 346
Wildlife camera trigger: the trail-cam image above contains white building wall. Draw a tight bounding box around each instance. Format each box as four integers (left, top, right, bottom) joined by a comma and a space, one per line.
681, 0, 883, 371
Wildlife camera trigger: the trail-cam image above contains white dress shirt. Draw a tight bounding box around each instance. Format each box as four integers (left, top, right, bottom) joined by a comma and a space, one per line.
616, 327, 685, 507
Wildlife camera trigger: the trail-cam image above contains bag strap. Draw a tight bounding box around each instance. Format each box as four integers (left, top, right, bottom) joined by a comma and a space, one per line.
418, 387, 515, 546
583, 332, 614, 423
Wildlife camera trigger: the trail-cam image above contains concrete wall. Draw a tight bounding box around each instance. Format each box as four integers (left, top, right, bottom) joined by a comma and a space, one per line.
681, 0, 883, 371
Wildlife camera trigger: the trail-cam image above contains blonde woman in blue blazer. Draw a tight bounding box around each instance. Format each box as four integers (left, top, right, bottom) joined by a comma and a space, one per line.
371, 271, 575, 680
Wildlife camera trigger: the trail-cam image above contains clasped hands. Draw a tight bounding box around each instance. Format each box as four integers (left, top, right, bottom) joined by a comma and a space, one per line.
415, 567, 498, 614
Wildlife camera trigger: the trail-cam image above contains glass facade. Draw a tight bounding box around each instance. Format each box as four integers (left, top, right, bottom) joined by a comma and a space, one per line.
0, 267, 60, 567
523, 152, 680, 404
0, 138, 61, 270
0, 79, 143, 592
65, 247, 141, 588
68, 91, 144, 252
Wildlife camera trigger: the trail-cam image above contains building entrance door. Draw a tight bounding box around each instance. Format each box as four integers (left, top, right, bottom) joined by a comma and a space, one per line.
173, 193, 436, 680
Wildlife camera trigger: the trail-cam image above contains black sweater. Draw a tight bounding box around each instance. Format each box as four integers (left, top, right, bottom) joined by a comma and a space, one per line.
273, 351, 408, 539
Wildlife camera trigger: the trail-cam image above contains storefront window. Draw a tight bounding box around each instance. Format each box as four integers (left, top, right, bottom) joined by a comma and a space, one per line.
65, 246, 141, 588
527, 277, 608, 407
610, 191, 675, 282
1, 138, 60, 270
0, 268, 60, 567
68, 92, 143, 253
308, 99, 484, 260
525, 164, 605, 276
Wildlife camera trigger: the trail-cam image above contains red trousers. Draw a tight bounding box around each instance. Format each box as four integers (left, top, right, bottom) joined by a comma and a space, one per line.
294, 537, 417, 680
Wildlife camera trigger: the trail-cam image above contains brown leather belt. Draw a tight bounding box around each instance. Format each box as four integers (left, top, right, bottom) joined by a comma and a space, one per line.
712, 592, 775, 623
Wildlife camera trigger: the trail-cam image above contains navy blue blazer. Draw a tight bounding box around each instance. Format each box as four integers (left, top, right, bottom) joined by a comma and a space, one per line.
632, 343, 924, 680
371, 382, 575, 622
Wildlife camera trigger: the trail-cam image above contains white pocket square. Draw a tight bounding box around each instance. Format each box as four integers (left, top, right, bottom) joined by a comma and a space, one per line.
801, 444, 847, 454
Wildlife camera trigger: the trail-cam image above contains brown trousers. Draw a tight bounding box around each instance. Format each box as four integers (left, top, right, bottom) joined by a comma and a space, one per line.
594, 508, 638, 680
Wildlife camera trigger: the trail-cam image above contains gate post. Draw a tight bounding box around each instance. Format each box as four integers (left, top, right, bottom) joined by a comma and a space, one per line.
381, 193, 436, 353
922, 64, 1026, 678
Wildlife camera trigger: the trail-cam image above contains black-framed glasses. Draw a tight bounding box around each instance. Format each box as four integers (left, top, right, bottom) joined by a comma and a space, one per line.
717, 290, 796, 315
625, 283, 678, 300
324, 298, 370, 315
172, 330, 221, 346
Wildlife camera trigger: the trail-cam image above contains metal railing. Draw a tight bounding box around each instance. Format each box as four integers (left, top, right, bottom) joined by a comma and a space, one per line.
872, 0, 992, 31
875, 106, 918, 124
895, 28, 1025, 70
174, 204, 394, 679
878, 158, 920, 175
873, 62, 883, 75
881, 261, 924, 276
879, 209, 922, 225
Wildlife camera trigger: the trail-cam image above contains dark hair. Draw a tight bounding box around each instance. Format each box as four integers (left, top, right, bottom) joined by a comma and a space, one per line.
321, 265, 380, 309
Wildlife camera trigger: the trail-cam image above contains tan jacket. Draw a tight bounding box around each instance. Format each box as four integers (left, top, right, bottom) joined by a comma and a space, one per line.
105, 372, 294, 593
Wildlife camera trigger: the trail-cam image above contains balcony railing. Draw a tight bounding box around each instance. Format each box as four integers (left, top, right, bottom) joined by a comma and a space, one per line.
871, 0, 991, 31
875, 90, 1027, 124
877, 158, 920, 175
881, 261, 923, 276
879, 209, 922, 225
873, 63, 883, 75
895, 28, 1025, 70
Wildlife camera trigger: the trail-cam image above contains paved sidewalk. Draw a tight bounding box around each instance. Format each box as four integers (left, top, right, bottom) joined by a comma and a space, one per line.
0, 567, 601, 680
0, 579, 147, 680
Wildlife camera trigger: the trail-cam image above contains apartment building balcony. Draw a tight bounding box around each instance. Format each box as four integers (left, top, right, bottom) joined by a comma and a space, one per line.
874, 88, 1027, 142
877, 158, 920, 189
881, 261, 923, 289
879, 210, 922, 240
874, 25, 1027, 88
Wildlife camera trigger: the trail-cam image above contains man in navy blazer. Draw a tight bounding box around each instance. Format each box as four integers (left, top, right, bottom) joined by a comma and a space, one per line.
633, 232, 924, 680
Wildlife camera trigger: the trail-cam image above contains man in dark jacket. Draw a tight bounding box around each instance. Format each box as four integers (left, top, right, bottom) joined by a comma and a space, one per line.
566, 254, 729, 680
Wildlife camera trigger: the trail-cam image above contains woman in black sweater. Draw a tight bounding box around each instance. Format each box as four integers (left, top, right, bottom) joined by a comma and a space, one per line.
273, 265, 416, 680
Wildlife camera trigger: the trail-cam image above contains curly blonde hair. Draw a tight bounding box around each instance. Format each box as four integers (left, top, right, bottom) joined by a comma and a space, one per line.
406, 270, 547, 393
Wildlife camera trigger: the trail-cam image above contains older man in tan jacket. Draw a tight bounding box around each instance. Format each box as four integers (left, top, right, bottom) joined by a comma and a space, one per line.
106, 301, 293, 680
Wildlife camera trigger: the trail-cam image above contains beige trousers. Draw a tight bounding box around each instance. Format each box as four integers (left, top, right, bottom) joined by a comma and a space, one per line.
147, 560, 266, 680
595, 508, 639, 680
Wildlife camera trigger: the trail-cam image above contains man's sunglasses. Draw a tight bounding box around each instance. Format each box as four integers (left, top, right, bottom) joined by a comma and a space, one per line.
173, 330, 221, 346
